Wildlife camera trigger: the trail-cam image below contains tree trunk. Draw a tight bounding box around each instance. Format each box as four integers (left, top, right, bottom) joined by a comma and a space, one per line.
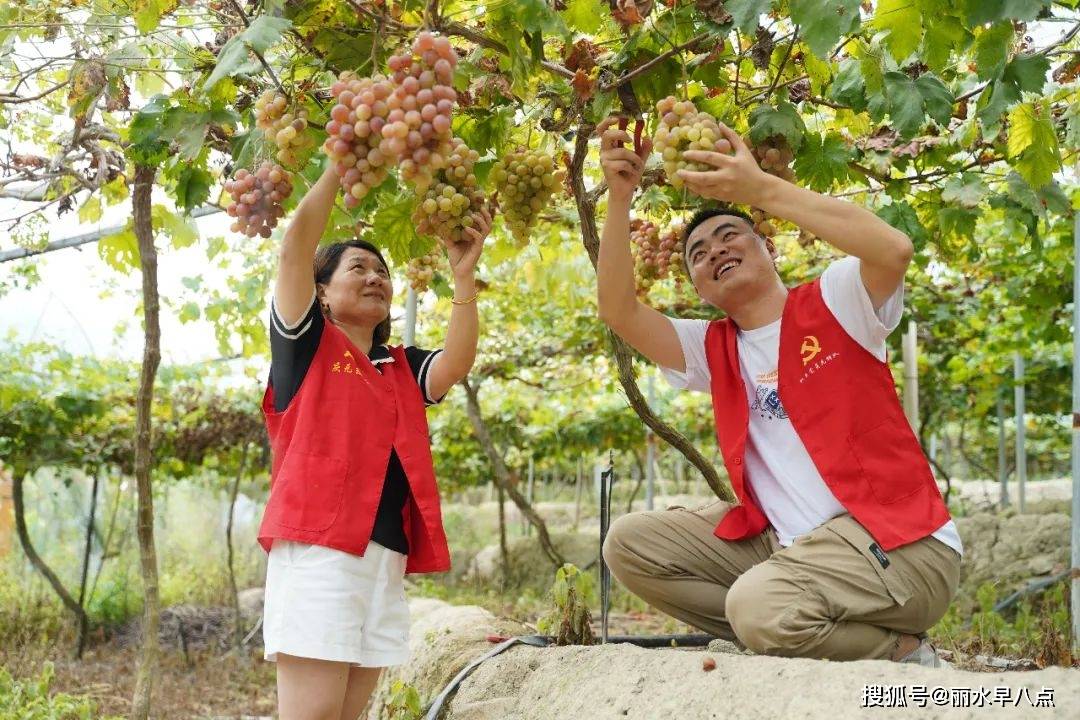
87, 473, 123, 612
226, 442, 249, 654
76, 470, 101, 658
12, 471, 91, 635
461, 378, 565, 567
130, 164, 162, 720
496, 482, 509, 590
567, 125, 732, 502
626, 452, 646, 514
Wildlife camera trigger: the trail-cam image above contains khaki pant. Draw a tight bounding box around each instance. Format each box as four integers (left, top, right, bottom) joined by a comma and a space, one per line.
602, 500, 961, 661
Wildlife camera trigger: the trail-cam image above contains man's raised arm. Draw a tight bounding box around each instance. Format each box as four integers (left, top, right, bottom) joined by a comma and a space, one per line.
677, 125, 913, 310
595, 117, 687, 372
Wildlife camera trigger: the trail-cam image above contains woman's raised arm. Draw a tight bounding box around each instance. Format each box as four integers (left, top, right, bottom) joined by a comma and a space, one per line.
274, 165, 339, 325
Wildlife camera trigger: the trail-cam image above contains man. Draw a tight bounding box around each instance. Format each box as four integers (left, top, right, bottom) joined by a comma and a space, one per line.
594, 116, 962, 666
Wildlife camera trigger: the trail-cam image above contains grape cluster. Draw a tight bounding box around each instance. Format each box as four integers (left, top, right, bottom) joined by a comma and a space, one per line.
631, 218, 685, 295
387, 31, 459, 190
325, 72, 398, 207
254, 90, 312, 168
747, 137, 818, 244
749, 209, 777, 239
751, 136, 796, 183
224, 161, 293, 238
652, 96, 729, 188
412, 137, 485, 244
405, 249, 446, 292
490, 147, 565, 245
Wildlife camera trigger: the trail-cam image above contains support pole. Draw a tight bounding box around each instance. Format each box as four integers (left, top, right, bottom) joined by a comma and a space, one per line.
1014, 352, 1027, 514
1070, 212, 1080, 658
997, 393, 1009, 508
404, 287, 418, 347
573, 457, 583, 532
902, 320, 919, 429
524, 457, 535, 537
645, 373, 656, 511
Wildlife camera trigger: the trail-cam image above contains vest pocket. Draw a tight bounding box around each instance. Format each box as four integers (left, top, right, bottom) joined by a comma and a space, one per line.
847, 420, 926, 504
273, 452, 348, 533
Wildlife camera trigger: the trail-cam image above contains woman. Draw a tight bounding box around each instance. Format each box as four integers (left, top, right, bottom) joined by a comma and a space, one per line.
257, 163, 491, 720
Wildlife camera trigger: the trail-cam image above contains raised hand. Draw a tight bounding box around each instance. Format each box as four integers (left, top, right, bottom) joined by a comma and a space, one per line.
596, 116, 653, 203
675, 123, 772, 207
441, 201, 492, 279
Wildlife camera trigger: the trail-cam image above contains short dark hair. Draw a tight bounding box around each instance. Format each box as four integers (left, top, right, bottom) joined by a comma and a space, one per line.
313, 239, 392, 346
682, 205, 758, 272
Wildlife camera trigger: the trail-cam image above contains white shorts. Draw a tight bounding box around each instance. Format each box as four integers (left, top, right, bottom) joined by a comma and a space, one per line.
263, 539, 411, 667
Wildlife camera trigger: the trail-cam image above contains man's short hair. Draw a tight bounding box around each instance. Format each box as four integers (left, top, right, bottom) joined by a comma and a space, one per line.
682, 205, 758, 271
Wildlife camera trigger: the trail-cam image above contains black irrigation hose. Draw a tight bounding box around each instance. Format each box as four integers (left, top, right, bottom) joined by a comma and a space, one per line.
422, 633, 720, 719
960, 570, 1071, 630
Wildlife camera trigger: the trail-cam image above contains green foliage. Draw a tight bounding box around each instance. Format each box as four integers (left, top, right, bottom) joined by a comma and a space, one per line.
537, 563, 596, 645
384, 680, 423, 720
0, 662, 121, 720
931, 580, 1073, 666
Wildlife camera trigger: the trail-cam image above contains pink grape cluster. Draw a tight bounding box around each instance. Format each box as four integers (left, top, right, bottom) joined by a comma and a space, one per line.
224, 161, 293, 238
411, 137, 484, 244
631, 218, 685, 295
386, 31, 460, 190
324, 72, 397, 208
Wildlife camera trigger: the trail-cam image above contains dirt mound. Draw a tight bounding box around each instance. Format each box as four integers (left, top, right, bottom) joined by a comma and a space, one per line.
953, 513, 1070, 611
375, 600, 1078, 720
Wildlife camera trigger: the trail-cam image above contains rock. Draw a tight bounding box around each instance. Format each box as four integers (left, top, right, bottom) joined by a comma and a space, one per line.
237, 586, 264, 621
953, 513, 1070, 611
948, 478, 1071, 514
369, 599, 527, 720
464, 532, 598, 592
374, 600, 1079, 720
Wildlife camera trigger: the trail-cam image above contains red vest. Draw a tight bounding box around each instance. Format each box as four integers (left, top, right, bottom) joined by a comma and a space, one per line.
704, 279, 950, 551
257, 321, 450, 574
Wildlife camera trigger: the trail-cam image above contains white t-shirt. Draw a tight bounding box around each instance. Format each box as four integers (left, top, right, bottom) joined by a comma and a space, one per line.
661, 256, 962, 556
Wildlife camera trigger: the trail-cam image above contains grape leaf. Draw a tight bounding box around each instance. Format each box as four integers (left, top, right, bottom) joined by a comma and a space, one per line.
1002, 54, 1050, 94
914, 74, 954, 126
941, 173, 988, 209
964, 0, 1051, 24
202, 15, 292, 93
1008, 101, 1060, 188
921, 11, 969, 72
873, 0, 923, 62
828, 58, 866, 111
972, 22, 1014, 81
98, 227, 140, 271
748, 102, 806, 150
725, 0, 771, 34
793, 132, 852, 191
877, 201, 928, 250
370, 193, 423, 265
173, 166, 213, 213
937, 207, 978, 239
127, 96, 171, 165
882, 72, 924, 137
788, 0, 861, 58
561, 0, 604, 34
881, 72, 953, 137
976, 77, 1020, 130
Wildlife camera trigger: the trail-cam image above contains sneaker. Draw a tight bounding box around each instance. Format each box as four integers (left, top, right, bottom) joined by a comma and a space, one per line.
898, 638, 951, 669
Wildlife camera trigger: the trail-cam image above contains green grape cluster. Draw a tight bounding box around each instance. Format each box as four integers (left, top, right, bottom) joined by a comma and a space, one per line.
652, 96, 729, 188
490, 147, 565, 245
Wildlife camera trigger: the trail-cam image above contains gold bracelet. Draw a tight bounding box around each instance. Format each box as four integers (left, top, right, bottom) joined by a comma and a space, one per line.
451, 292, 479, 306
